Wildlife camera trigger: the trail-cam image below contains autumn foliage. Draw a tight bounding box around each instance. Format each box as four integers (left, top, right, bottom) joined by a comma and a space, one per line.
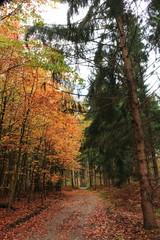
0, 15, 82, 214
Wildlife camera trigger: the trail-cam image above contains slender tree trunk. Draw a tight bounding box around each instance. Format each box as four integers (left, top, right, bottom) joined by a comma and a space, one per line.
116, 15, 156, 229
102, 167, 108, 187
64, 171, 67, 186
77, 171, 80, 187
138, 70, 159, 183
7, 147, 22, 216
0, 96, 7, 140
88, 161, 93, 187
41, 173, 46, 204
94, 165, 97, 189
71, 170, 74, 188
147, 118, 159, 183
28, 165, 35, 203
7, 109, 29, 216
100, 170, 102, 185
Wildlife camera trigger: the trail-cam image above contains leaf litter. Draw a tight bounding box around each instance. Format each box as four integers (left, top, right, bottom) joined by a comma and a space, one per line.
0, 185, 160, 240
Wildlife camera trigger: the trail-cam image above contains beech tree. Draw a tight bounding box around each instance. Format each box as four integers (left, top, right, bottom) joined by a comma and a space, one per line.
0, 9, 82, 216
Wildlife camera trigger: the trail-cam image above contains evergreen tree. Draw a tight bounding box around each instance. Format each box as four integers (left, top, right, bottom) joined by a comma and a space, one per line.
148, 0, 160, 50
83, 40, 134, 187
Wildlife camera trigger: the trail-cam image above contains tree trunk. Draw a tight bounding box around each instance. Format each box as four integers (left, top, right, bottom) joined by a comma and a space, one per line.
116, 15, 156, 229
0, 95, 7, 140
88, 161, 93, 187
147, 119, 159, 183
71, 170, 74, 188
7, 149, 21, 216
7, 109, 29, 216
100, 170, 102, 185
94, 165, 97, 189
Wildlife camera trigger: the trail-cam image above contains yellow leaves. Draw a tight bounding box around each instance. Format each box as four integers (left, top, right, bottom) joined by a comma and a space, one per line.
0, 9, 83, 189
50, 174, 62, 183
23, 72, 82, 172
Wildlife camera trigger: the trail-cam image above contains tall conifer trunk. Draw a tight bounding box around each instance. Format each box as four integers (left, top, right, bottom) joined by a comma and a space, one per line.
116, 15, 156, 229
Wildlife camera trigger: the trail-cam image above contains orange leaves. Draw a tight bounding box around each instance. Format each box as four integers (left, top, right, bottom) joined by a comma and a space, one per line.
1, 49, 81, 176
0, 10, 83, 210
31, 83, 82, 171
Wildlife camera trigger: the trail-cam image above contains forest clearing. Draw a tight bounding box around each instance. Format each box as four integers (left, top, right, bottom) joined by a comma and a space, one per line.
1, 0, 160, 239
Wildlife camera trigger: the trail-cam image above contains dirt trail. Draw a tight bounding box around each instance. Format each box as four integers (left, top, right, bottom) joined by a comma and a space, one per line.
1, 187, 160, 239
28, 189, 160, 240
30, 190, 103, 240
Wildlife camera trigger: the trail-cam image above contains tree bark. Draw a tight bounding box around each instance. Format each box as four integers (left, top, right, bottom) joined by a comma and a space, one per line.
7, 109, 30, 216
116, 15, 156, 229
147, 116, 159, 183
71, 170, 74, 188
88, 161, 93, 188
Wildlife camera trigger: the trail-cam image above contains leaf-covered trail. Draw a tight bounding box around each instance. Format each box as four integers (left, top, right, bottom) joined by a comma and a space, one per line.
1, 189, 160, 239
30, 190, 102, 240
29, 189, 160, 240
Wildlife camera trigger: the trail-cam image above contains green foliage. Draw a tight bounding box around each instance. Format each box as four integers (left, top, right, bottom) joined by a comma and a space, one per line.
148, 0, 160, 49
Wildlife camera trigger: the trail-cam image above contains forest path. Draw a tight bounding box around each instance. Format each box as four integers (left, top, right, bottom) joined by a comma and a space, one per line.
29, 189, 160, 240
1, 188, 159, 239
30, 190, 103, 240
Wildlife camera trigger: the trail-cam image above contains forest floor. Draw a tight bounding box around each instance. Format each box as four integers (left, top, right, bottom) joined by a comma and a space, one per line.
0, 183, 160, 240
